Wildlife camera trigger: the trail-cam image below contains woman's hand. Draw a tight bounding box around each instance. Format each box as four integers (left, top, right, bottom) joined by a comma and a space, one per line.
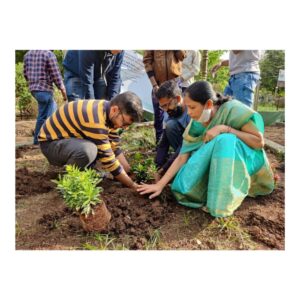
130, 182, 139, 191
136, 183, 164, 199
203, 125, 227, 143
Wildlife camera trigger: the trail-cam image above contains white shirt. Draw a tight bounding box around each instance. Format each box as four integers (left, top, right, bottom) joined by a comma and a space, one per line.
181, 50, 201, 88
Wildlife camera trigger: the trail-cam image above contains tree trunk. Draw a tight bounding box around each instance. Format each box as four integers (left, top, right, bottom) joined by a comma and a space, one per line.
200, 50, 209, 80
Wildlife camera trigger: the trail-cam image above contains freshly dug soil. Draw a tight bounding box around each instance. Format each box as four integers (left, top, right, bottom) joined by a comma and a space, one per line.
15, 143, 285, 250
264, 124, 285, 146
16, 167, 58, 200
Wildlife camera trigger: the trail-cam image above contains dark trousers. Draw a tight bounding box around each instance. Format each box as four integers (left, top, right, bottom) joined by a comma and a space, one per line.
152, 89, 164, 144
40, 138, 98, 169
155, 119, 184, 170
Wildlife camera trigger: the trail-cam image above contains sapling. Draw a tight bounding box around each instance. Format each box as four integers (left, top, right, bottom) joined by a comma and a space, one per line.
131, 153, 157, 183
53, 165, 103, 217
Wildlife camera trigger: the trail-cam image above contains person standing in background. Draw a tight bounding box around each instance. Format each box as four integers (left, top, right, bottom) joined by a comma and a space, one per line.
23, 50, 67, 145
211, 50, 261, 107
63, 50, 124, 101
178, 50, 201, 93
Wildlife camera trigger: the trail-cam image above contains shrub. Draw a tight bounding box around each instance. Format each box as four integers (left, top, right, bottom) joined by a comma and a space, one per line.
53, 165, 103, 217
15, 62, 34, 117
131, 152, 157, 183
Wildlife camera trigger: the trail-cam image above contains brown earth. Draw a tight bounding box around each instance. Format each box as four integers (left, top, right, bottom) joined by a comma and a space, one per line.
15, 146, 285, 250
264, 123, 285, 146
15, 120, 285, 250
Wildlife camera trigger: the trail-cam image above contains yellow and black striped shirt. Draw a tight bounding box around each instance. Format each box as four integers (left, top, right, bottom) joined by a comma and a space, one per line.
38, 100, 123, 176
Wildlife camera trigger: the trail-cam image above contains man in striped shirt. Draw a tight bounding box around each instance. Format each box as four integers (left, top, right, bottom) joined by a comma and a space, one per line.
23, 50, 67, 144
39, 91, 143, 189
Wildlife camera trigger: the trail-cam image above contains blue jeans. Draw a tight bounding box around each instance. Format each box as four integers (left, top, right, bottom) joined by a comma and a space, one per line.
64, 68, 107, 100
32, 91, 57, 144
64, 69, 84, 101
224, 72, 260, 107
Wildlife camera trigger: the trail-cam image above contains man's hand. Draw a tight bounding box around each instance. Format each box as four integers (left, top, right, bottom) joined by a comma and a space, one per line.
211, 60, 229, 78
130, 181, 139, 191
153, 85, 159, 94
61, 87, 68, 102
211, 62, 222, 78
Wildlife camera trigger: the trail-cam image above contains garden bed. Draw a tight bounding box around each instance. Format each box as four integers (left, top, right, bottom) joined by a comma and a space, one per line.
15, 122, 285, 250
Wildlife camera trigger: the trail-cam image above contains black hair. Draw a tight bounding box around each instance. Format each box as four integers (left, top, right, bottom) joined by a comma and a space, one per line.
156, 79, 182, 99
185, 81, 230, 106
110, 91, 143, 122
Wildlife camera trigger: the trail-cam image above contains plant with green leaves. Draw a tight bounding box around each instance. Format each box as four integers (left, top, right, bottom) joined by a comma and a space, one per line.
53, 165, 103, 217
131, 153, 157, 183
15, 62, 34, 117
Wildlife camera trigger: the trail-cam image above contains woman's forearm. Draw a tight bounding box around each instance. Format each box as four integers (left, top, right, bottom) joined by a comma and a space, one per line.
227, 126, 264, 149
158, 153, 189, 188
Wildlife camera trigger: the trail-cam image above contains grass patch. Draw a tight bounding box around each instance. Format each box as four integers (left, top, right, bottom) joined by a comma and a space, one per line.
82, 233, 128, 250
145, 229, 161, 250
121, 125, 156, 152
197, 216, 257, 250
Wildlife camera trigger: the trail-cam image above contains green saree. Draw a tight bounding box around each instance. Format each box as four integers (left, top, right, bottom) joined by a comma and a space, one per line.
171, 100, 274, 217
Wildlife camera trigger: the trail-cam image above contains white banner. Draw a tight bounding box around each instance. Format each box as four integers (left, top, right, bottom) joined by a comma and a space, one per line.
120, 50, 153, 113
278, 69, 285, 82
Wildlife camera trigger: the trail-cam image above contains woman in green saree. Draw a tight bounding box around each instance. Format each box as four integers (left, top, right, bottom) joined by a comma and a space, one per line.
137, 81, 274, 217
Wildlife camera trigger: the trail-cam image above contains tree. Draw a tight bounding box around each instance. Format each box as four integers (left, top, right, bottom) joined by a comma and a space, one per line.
200, 50, 209, 80
260, 50, 285, 93
15, 62, 34, 118
196, 50, 229, 93
15, 50, 28, 64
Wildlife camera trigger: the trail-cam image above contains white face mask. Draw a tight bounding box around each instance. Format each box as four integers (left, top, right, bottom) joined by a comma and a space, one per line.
197, 108, 212, 124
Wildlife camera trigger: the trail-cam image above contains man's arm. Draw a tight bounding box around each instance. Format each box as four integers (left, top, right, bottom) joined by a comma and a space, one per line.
155, 130, 170, 168
23, 56, 28, 82
211, 59, 229, 77
174, 50, 187, 61
143, 50, 158, 89
47, 52, 67, 101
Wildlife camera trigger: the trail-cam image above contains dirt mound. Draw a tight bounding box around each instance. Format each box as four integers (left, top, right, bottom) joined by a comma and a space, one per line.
16, 167, 58, 198
38, 207, 75, 230
237, 187, 285, 249
245, 212, 284, 249
101, 181, 177, 249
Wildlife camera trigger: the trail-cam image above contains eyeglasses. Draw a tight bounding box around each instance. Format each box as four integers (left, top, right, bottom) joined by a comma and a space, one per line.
119, 111, 132, 128
159, 98, 177, 111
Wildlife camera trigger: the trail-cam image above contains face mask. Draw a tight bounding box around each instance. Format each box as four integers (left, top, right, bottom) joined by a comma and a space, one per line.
197, 108, 212, 124
167, 105, 183, 118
